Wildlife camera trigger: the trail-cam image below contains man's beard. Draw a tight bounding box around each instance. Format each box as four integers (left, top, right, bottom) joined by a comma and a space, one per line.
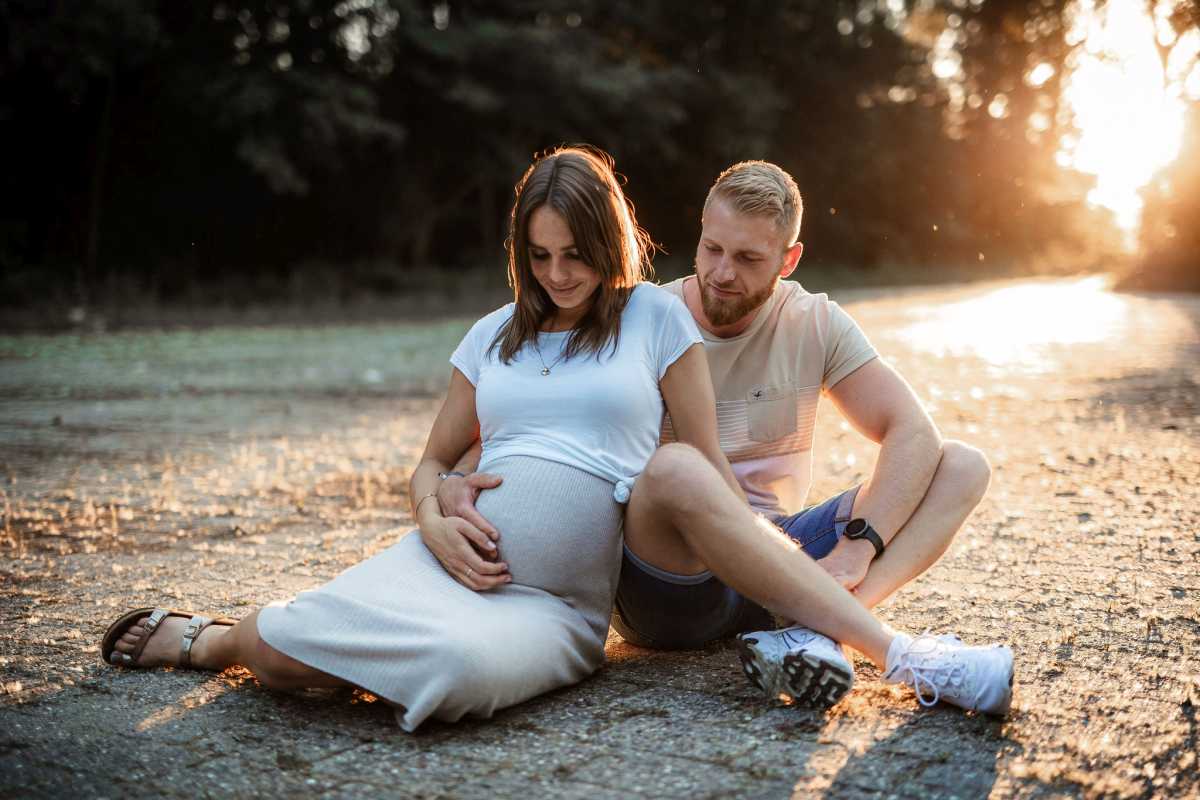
698, 273, 778, 327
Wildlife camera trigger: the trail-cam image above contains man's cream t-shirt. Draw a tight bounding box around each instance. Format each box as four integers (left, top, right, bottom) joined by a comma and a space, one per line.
660, 277, 877, 517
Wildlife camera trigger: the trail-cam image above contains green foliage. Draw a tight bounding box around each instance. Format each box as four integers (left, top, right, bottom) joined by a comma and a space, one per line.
3, 0, 1197, 305
1, 0, 163, 91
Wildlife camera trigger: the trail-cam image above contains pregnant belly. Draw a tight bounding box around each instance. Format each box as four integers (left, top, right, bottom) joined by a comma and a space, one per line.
473, 456, 623, 604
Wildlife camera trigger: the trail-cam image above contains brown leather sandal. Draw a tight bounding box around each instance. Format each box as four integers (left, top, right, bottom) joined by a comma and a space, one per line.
101, 607, 238, 669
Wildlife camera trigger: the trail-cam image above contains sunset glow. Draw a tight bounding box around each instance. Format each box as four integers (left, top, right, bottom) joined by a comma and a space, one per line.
1056, 0, 1194, 237
896, 277, 1130, 373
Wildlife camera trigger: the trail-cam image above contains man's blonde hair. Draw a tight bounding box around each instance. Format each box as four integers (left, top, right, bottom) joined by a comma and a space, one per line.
704, 161, 803, 246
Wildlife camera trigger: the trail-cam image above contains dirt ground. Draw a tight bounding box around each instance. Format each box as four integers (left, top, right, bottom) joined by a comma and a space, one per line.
2, 276, 1198, 799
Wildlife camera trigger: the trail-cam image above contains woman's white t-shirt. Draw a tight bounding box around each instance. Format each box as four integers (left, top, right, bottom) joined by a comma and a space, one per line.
450, 282, 702, 503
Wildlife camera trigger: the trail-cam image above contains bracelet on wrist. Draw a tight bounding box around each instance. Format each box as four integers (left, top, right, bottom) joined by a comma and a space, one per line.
414, 492, 439, 515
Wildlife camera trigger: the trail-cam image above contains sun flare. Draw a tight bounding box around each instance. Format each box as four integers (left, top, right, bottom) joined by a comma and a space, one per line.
1056, 0, 1195, 237
902, 275, 1132, 376
896, 277, 1130, 373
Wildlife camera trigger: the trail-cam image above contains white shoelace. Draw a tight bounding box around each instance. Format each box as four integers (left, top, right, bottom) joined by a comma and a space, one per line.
780, 627, 821, 650
884, 631, 968, 707
782, 633, 811, 652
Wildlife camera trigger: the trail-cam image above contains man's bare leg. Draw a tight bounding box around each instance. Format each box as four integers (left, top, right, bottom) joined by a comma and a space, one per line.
626, 443, 895, 666
626, 440, 989, 617
627, 443, 1015, 714
849, 440, 991, 609
110, 609, 350, 689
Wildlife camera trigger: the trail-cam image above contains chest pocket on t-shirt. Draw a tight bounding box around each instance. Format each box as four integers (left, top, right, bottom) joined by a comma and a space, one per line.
747, 383, 798, 443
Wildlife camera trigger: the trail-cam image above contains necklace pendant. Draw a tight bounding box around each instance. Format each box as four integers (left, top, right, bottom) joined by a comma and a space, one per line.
541, 367, 551, 376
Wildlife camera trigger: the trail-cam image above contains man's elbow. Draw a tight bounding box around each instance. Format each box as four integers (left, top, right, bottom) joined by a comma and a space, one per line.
890, 408, 940, 446
890, 412, 943, 471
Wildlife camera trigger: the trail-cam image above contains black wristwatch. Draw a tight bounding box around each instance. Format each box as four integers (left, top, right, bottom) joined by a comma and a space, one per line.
844, 518, 885, 560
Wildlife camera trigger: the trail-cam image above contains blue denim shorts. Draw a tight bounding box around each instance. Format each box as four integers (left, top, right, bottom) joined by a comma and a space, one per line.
611, 485, 860, 650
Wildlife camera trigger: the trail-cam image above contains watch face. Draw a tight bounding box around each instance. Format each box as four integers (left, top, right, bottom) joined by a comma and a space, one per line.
845, 518, 867, 537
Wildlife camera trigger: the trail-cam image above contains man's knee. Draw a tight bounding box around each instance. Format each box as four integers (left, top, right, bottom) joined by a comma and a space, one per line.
940, 440, 991, 506
639, 443, 712, 508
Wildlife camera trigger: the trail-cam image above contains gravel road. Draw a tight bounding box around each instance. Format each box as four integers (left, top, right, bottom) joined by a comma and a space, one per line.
2, 277, 1198, 799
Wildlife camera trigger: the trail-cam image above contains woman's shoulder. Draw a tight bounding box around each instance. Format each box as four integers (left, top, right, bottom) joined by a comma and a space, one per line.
628, 281, 696, 328
455, 303, 515, 355
623, 283, 700, 349
627, 281, 686, 315
467, 302, 516, 333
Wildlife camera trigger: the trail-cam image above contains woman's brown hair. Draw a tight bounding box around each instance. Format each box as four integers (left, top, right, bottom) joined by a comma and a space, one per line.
491, 145, 654, 364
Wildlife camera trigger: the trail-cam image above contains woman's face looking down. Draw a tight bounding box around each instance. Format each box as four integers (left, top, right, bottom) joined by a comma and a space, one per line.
527, 205, 601, 329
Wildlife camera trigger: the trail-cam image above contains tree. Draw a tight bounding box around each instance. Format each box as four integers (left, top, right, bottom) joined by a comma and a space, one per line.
0, 0, 162, 300
1129, 103, 1200, 290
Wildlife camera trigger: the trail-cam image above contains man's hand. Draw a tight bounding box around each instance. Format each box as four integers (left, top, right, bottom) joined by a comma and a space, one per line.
419, 515, 510, 591
816, 536, 875, 591
437, 472, 503, 542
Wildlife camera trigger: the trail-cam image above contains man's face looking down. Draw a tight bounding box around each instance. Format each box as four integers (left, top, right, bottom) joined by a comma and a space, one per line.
694, 197, 801, 330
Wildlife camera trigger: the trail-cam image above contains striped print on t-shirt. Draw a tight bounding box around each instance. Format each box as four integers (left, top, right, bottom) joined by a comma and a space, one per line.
659, 277, 877, 517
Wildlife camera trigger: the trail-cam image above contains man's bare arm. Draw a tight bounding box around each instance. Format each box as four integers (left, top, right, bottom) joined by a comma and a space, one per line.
828, 357, 942, 540
819, 357, 942, 586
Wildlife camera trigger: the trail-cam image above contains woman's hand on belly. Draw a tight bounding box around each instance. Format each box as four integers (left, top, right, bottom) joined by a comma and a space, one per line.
436, 472, 504, 540
419, 516, 512, 591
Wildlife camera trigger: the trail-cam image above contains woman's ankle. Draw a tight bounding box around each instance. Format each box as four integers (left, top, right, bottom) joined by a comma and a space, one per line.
190, 624, 233, 671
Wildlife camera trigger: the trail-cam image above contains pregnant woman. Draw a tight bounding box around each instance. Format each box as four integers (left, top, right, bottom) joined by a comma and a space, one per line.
100, 145, 741, 730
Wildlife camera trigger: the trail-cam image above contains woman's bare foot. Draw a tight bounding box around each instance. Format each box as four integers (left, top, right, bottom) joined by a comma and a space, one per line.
111, 614, 230, 670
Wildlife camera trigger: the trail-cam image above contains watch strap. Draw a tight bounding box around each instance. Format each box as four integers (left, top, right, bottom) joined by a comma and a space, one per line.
845, 518, 885, 560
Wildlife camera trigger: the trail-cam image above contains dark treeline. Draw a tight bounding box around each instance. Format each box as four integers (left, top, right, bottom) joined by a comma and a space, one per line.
3, 0, 1197, 313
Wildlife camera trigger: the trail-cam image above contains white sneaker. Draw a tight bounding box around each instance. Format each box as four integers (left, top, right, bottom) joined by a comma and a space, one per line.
884, 632, 1014, 715
736, 625, 854, 709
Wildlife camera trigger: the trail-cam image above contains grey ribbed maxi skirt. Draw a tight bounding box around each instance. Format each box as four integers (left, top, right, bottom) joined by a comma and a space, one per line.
256, 456, 624, 731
